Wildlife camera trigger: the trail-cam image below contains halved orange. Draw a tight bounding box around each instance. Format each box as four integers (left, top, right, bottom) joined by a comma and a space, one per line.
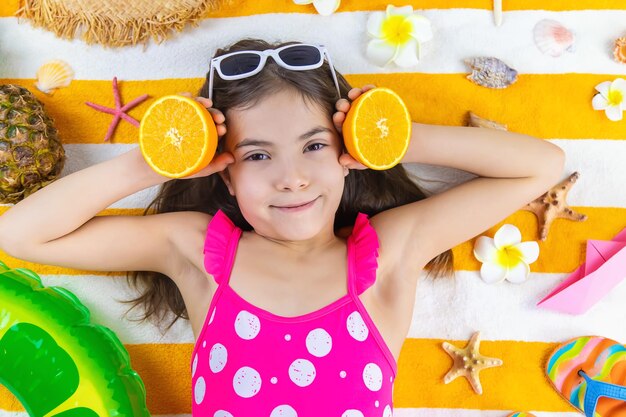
342, 87, 412, 170
139, 95, 217, 178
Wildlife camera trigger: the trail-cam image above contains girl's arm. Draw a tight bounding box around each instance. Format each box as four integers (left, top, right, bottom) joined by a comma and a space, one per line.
0, 96, 231, 275
373, 122, 565, 282
334, 86, 564, 283
0, 146, 233, 274
0, 147, 176, 273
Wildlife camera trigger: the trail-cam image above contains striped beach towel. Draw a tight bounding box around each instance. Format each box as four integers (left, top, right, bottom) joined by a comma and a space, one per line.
1, 1, 625, 416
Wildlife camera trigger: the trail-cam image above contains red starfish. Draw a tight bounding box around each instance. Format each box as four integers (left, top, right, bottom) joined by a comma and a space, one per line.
86, 77, 149, 142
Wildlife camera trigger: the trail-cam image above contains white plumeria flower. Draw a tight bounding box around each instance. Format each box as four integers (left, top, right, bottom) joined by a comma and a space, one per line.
592, 78, 626, 122
366, 5, 433, 67
473, 224, 539, 284
293, 0, 340, 15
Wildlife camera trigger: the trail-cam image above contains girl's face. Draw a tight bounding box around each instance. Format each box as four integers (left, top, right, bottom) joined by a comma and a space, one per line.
219, 88, 349, 243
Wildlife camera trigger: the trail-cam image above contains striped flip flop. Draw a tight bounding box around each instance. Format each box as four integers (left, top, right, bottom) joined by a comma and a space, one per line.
506, 413, 536, 417
546, 336, 626, 417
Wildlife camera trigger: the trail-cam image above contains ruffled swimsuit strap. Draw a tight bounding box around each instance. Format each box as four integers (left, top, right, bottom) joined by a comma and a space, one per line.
347, 212, 381, 296
203, 210, 242, 285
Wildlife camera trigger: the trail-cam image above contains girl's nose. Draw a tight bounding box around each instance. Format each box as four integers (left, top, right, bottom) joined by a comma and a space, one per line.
276, 160, 309, 191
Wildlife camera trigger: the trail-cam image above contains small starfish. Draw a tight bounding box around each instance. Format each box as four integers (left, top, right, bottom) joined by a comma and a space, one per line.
442, 331, 503, 395
522, 171, 587, 241
85, 77, 149, 142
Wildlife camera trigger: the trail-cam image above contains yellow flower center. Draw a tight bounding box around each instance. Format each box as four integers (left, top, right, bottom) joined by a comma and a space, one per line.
607, 88, 623, 107
381, 15, 413, 45
495, 245, 523, 269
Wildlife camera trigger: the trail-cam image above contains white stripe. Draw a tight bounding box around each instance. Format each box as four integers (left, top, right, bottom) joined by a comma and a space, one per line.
1, 10, 625, 79
410, 270, 626, 343
406, 139, 626, 208
19, 268, 626, 345
394, 409, 581, 417
36, 274, 194, 344
1, 139, 623, 209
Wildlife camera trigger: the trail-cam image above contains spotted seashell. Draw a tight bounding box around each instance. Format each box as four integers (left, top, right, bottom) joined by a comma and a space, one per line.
533, 19, 575, 57
35, 60, 74, 94
468, 112, 507, 130
614, 37, 626, 64
464, 57, 518, 89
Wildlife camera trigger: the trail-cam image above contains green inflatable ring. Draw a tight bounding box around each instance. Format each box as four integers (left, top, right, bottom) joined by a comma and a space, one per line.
0, 260, 150, 416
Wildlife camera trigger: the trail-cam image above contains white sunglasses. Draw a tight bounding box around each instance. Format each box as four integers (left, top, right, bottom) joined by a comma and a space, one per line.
207, 43, 342, 101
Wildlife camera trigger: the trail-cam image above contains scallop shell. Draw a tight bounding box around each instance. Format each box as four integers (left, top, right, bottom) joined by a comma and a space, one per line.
533, 19, 575, 57
614, 37, 626, 64
468, 112, 508, 130
464, 57, 518, 89
35, 60, 74, 94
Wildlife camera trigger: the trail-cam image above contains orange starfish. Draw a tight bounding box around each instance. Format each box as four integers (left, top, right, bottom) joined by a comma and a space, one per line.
522, 171, 587, 241
442, 331, 503, 395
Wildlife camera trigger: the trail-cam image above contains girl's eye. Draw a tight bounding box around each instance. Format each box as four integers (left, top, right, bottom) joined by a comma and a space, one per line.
244, 153, 269, 161
306, 143, 326, 152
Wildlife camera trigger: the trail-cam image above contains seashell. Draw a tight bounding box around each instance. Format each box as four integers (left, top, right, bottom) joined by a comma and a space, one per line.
35, 60, 74, 94
468, 112, 508, 130
614, 37, 626, 64
533, 19, 575, 57
493, 0, 502, 26
464, 57, 518, 89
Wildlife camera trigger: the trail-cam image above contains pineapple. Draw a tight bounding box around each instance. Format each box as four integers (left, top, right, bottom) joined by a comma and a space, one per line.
0, 84, 65, 203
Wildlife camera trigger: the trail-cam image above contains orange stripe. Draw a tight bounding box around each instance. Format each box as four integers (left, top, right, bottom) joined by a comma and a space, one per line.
211, 0, 626, 14
394, 338, 576, 411
1, 74, 625, 145
3, 0, 626, 17
449, 207, 626, 275
0, 339, 580, 413
0, 0, 19, 17
1, 207, 624, 275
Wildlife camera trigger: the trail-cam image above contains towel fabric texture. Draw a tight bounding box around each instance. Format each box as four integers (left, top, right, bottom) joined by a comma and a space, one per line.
0, 1, 625, 416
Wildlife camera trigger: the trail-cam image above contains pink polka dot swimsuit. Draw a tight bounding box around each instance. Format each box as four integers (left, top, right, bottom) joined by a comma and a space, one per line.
191, 210, 397, 416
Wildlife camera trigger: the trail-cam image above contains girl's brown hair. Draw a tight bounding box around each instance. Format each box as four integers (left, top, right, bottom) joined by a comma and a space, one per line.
126, 38, 453, 329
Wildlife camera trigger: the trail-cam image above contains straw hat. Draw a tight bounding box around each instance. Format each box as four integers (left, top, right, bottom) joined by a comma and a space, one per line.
17, 0, 225, 47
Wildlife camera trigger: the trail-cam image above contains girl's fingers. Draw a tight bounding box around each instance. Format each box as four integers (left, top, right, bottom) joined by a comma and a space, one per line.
347, 87, 362, 101
207, 108, 225, 124
347, 84, 377, 101
174, 93, 227, 136
339, 152, 368, 170
363, 84, 376, 92
335, 98, 350, 112
333, 111, 345, 133
184, 152, 234, 179
195, 97, 213, 107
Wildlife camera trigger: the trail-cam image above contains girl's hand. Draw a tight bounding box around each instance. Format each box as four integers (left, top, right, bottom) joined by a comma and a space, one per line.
332, 84, 377, 171
181, 152, 234, 179
177, 92, 233, 179
178, 92, 227, 137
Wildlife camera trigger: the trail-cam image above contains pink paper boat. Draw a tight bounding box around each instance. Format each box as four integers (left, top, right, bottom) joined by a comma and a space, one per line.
537, 227, 626, 314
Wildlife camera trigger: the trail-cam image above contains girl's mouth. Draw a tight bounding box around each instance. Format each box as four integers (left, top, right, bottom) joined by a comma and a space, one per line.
272, 197, 319, 212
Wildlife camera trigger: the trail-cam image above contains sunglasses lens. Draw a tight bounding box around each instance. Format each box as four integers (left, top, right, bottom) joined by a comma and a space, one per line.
220, 53, 262, 77
278, 45, 321, 67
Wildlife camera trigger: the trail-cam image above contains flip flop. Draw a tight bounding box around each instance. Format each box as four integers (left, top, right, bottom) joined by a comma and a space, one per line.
506, 413, 536, 417
546, 336, 626, 417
